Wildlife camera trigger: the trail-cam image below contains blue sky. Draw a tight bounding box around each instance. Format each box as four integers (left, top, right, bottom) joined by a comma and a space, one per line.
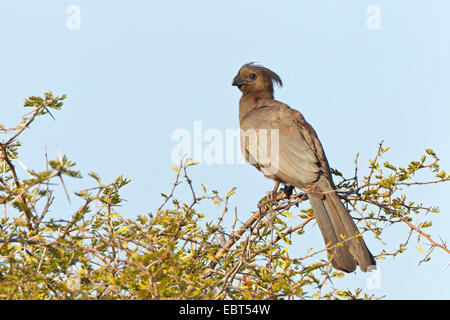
0, 0, 449, 299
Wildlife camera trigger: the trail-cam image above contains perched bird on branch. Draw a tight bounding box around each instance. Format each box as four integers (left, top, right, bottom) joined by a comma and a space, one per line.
232, 63, 376, 272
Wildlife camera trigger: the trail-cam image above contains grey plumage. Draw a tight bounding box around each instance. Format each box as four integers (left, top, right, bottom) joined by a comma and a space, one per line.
233, 63, 376, 272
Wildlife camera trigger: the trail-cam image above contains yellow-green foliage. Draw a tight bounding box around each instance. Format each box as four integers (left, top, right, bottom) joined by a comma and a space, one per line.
0, 93, 448, 299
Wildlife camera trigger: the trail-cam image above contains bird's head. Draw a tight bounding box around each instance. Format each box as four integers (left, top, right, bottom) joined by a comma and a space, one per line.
232, 63, 282, 95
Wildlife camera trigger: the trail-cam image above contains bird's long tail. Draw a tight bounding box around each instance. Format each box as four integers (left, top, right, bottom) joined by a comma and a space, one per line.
308, 178, 376, 273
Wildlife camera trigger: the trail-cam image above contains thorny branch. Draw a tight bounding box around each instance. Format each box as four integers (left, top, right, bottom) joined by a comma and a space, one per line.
0, 93, 448, 299
183, 140, 449, 298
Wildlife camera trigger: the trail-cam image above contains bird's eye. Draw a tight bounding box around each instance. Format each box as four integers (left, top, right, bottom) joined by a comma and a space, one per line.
249, 73, 257, 79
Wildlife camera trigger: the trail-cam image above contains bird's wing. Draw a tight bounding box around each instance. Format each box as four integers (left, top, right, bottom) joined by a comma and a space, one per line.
240, 102, 331, 189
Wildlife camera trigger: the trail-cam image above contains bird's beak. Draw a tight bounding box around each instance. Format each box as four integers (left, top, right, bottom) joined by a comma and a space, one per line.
232, 75, 245, 87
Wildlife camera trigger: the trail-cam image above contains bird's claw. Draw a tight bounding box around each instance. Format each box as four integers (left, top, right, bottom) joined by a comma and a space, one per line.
281, 185, 295, 198
258, 186, 294, 211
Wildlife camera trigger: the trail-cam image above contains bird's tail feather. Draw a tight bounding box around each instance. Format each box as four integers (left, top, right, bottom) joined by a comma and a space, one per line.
308, 179, 376, 273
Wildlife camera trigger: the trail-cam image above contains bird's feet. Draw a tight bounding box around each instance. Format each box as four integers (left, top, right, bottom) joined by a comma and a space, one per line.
257, 184, 295, 211
281, 184, 295, 198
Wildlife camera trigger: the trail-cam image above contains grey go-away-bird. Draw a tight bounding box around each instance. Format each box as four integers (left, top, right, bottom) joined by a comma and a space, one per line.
232, 63, 376, 272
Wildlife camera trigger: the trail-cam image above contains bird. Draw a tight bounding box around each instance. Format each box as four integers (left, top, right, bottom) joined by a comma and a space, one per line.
232, 62, 376, 273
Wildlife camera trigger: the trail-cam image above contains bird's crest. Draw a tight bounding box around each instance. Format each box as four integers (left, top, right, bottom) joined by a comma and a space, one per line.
242, 62, 283, 88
